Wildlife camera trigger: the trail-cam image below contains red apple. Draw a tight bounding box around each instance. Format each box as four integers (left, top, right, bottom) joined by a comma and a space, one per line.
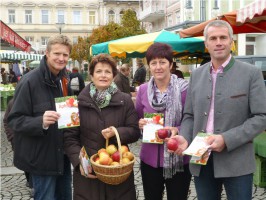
157, 129, 170, 139
111, 151, 120, 162
152, 115, 161, 124
167, 138, 179, 151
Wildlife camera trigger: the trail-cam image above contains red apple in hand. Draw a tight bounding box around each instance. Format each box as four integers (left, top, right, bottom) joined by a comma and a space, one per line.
157, 129, 170, 139
167, 138, 179, 151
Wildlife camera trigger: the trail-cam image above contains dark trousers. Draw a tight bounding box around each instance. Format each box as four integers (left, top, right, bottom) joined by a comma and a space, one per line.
194, 155, 253, 200
140, 161, 191, 200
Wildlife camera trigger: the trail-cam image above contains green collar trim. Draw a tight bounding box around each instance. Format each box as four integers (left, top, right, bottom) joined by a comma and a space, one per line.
223, 56, 235, 72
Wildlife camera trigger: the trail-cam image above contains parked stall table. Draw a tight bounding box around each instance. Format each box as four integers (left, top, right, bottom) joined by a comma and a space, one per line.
0, 84, 15, 111
253, 132, 266, 187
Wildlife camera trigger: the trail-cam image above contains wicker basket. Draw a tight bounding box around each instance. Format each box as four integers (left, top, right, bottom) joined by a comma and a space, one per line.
90, 126, 135, 185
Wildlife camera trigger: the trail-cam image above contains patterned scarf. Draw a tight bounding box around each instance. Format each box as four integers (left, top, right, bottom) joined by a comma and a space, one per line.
90, 82, 118, 108
147, 74, 188, 178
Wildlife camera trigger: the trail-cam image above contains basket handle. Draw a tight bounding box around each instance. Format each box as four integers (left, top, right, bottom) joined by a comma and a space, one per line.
106, 126, 123, 164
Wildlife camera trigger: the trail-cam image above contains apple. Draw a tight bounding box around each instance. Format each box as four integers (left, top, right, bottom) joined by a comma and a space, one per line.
66, 97, 75, 107
111, 151, 120, 162
120, 145, 129, 154
167, 138, 179, 151
121, 157, 131, 164
106, 144, 117, 155
110, 161, 120, 166
152, 115, 161, 124
123, 152, 134, 161
98, 148, 107, 156
99, 152, 110, 165
157, 129, 170, 139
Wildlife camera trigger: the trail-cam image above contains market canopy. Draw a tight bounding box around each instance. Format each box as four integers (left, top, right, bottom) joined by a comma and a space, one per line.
237, 0, 266, 23
0, 20, 31, 52
0, 52, 43, 63
179, 9, 266, 38
90, 30, 207, 58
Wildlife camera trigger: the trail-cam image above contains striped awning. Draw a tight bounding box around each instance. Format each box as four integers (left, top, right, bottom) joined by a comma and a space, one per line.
237, 0, 266, 23
0, 52, 43, 63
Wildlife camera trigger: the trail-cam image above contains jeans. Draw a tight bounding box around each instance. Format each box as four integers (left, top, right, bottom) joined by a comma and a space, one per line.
32, 155, 72, 200
194, 155, 253, 200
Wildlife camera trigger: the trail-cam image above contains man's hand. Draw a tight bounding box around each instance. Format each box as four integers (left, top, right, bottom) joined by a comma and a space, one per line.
166, 135, 188, 155
206, 134, 226, 152
101, 127, 115, 140
138, 118, 147, 130
42, 111, 60, 129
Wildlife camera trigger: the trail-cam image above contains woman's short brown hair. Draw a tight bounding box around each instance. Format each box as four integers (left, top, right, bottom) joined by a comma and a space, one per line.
146, 43, 173, 65
89, 54, 118, 77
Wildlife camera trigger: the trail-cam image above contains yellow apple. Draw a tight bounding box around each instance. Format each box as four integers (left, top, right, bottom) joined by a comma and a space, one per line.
99, 152, 110, 165
106, 144, 117, 155
110, 161, 120, 166
120, 145, 129, 155
123, 151, 134, 161
121, 157, 131, 164
98, 148, 107, 156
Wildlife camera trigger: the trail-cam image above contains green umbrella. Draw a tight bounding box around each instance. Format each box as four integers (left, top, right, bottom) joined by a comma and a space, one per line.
90, 30, 206, 58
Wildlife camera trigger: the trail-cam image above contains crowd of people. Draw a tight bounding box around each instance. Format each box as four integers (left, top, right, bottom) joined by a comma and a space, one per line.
3, 20, 266, 200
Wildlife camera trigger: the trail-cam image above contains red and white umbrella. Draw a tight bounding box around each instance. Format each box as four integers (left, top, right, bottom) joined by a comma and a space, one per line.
237, 0, 266, 24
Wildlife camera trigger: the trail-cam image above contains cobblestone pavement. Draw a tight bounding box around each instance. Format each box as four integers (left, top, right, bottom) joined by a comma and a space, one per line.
1, 111, 266, 200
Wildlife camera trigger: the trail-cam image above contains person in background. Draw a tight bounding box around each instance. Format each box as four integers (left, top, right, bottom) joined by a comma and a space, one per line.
8, 34, 73, 200
69, 66, 85, 96
132, 58, 146, 87
9, 69, 18, 84
173, 20, 266, 200
114, 63, 132, 96
64, 53, 140, 200
1, 68, 9, 84
136, 43, 191, 200
171, 62, 184, 79
3, 98, 34, 196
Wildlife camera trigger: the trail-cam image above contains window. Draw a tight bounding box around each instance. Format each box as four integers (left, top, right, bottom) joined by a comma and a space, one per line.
8, 10, 15, 23
73, 11, 81, 24
25, 36, 34, 44
25, 10, 32, 24
176, 11, 180, 24
108, 10, 115, 22
89, 11, 95, 24
246, 45, 255, 55
73, 36, 78, 44
167, 15, 173, 26
57, 10, 65, 23
41, 10, 49, 24
41, 37, 49, 46
118, 10, 124, 24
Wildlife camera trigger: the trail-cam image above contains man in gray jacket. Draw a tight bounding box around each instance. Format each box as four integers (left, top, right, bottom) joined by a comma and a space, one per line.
173, 20, 266, 200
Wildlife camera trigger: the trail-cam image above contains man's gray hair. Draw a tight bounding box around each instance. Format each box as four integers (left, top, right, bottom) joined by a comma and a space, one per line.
203, 20, 233, 40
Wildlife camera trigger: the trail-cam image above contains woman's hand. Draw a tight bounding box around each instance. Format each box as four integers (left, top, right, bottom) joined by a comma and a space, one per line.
164, 126, 179, 137
138, 118, 147, 130
79, 164, 97, 179
101, 127, 115, 140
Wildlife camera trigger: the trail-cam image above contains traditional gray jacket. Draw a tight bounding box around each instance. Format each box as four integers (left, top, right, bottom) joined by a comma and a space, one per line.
181, 57, 266, 177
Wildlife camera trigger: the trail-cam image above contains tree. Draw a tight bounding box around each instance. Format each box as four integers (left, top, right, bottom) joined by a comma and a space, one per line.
120, 9, 146, 38
70, 37, 91, 68
89, 9, 146, 45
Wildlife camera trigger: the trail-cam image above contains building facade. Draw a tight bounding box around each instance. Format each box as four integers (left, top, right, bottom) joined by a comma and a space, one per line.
0, 0, 140, 54
139, 0, 266, 56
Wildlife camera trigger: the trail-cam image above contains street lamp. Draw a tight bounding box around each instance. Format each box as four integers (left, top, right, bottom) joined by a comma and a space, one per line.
55, 23, 65, 34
